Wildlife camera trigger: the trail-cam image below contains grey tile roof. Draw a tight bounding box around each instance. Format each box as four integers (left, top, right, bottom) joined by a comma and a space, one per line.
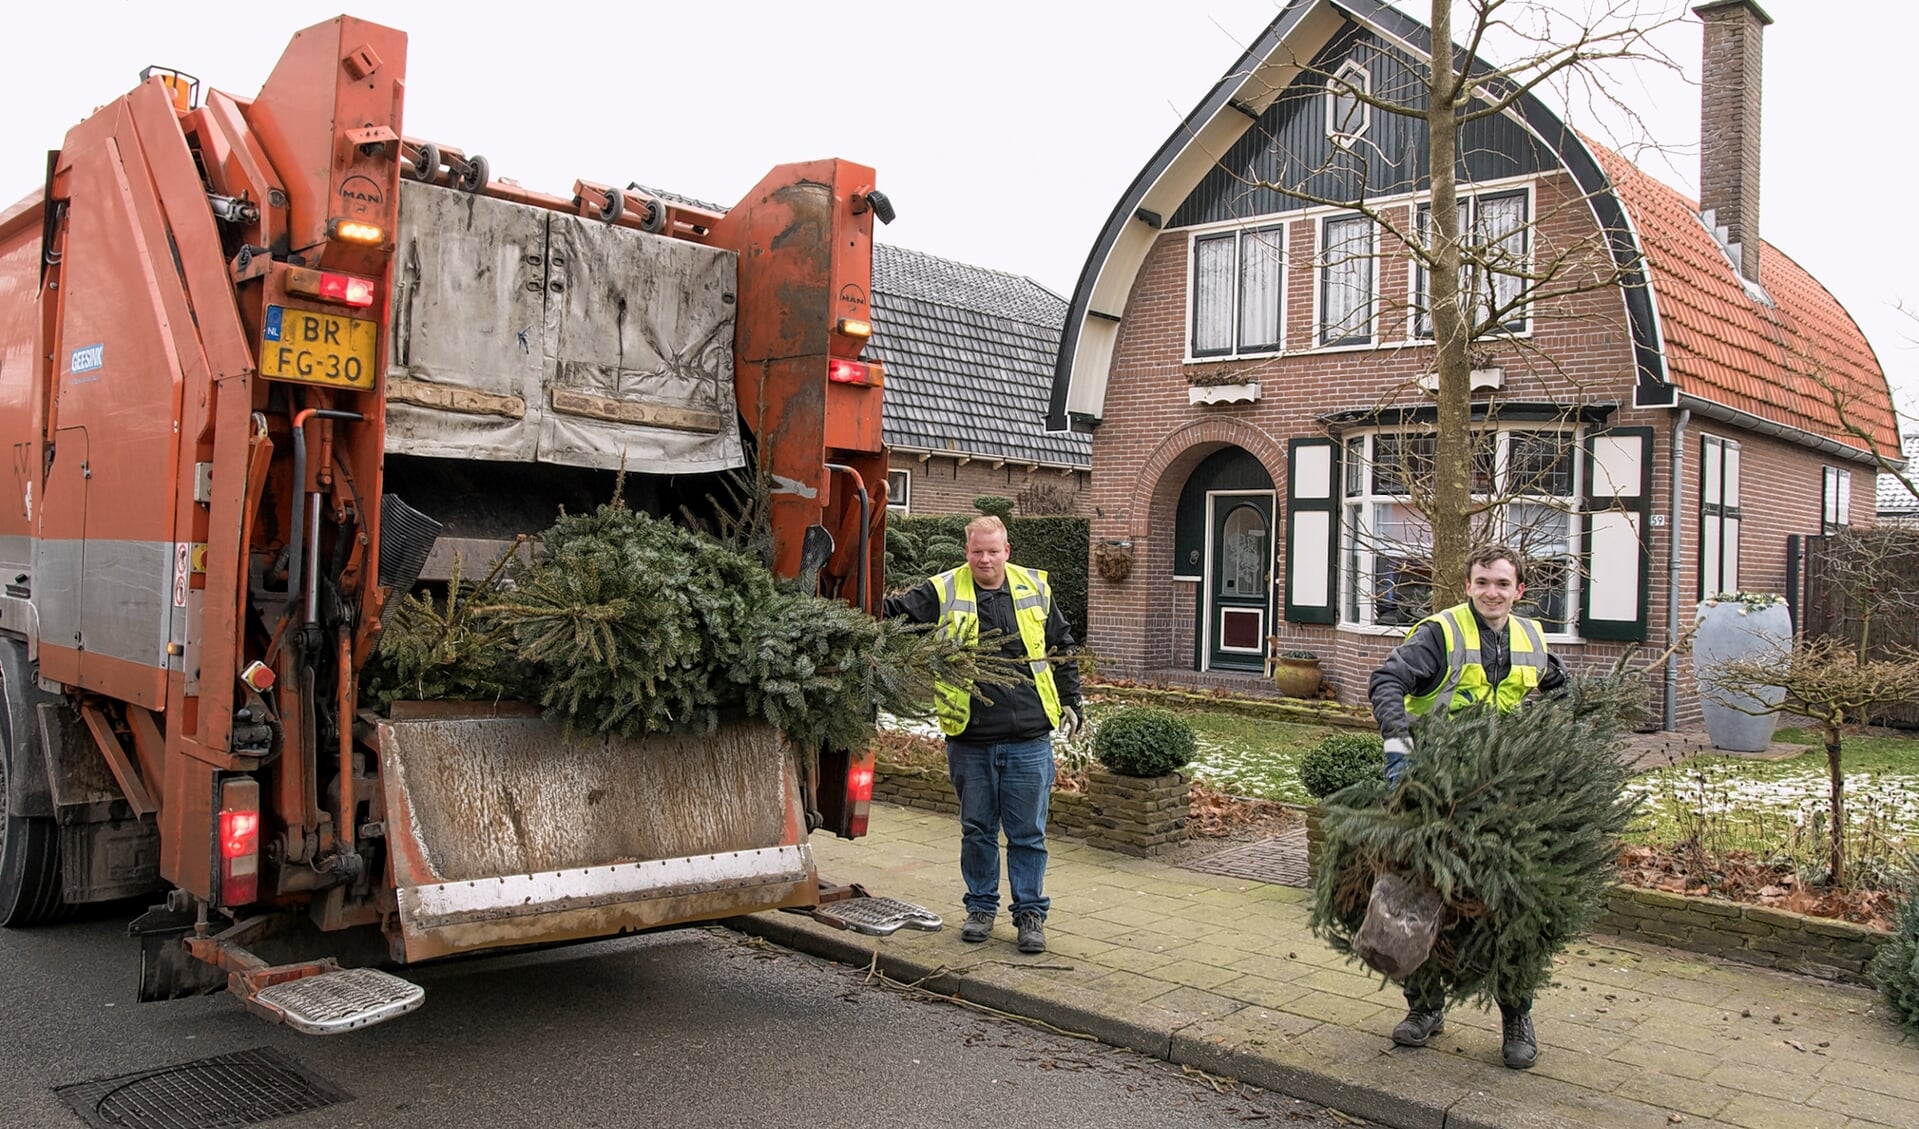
870, 243, 1089, 468
1877, 437, 1919, 514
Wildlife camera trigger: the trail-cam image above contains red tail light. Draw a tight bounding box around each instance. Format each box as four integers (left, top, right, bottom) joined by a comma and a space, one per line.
843, 750, 876, 838
285, 266, 377, 309
827, 358, 869, 384
218, 778, 261, 906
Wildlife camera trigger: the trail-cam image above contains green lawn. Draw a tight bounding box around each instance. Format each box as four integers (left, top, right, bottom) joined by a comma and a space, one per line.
1082, 698, 1342, 804
1622, 728, 1919, 882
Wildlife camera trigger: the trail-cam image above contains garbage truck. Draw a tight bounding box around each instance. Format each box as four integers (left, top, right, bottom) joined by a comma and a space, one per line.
0, 14, 932, 1034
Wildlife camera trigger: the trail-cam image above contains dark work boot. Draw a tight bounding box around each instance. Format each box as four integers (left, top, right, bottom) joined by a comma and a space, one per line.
960, 911, 995, 943
1500, 1003, 1538, 1070
1014, 912, 1046, 954
1392, 1006, 1446, 1047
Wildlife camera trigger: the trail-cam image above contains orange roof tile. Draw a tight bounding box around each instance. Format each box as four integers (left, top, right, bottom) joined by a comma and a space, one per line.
1591, 143, 1898, 457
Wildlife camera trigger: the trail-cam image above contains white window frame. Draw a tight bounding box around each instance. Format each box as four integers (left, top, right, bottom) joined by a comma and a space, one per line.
1700, 435, 1741, 597
1188, 224, 1287, 360
1410, 185, 1534, 340
1822, 466, 1852, 533
1338, 426, 1583, 638
1317, 213, 1376, 347
1327, 60, 1372, 146
886, 468, 911, 514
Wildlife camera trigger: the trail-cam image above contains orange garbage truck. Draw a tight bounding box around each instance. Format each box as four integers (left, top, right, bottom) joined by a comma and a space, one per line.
0, 15, 929, 1033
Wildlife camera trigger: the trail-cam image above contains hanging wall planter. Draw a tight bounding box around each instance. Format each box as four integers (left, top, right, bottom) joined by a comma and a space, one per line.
1094, 540, 1134, 583
1692, 593, 1791, 752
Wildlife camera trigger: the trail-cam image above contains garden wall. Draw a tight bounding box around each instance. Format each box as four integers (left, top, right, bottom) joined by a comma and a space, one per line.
1596, 886, 1888, 986
872, 756, 1187, 857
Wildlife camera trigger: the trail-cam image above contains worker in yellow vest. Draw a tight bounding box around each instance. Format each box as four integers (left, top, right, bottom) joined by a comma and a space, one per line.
883, 515, 1082, 955
1367, 544, 1566, 1071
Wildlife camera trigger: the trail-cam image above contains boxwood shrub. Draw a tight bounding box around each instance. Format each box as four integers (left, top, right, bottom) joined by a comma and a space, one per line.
1093, 707, 1196, 778
1298, 731, 1386, 800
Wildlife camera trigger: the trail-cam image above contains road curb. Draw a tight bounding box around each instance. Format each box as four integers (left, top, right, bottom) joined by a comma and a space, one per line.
727, 910, 1464, 1128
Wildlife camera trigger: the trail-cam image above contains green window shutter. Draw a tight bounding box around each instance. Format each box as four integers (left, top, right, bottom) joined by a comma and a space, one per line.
1581, 427, 1652, 641
1286, 438, 1338, 624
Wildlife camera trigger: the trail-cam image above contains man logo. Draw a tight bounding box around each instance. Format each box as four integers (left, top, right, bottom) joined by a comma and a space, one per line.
338, 174, 386, 214
838, 283, 868, 310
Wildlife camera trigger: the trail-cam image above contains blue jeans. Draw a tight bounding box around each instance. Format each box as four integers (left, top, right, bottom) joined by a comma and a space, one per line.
946, 736, 1054, 919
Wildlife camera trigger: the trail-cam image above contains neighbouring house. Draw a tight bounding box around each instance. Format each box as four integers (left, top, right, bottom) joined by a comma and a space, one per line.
1046, 0, 1898, 727
869, 244, 1089, 516
1877, 438, 1919, 527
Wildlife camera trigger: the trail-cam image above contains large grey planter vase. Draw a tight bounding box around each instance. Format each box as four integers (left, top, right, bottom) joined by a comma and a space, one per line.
1693, 600, 1791, 752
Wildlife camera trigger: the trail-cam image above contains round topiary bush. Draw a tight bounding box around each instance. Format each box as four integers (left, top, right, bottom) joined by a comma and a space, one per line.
1298, 731, 1385, 800
1092, 707, 1196, 778
1872, 883, 1919, 1033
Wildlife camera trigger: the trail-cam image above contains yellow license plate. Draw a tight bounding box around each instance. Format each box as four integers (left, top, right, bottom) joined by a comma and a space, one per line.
260, 305, 378, 389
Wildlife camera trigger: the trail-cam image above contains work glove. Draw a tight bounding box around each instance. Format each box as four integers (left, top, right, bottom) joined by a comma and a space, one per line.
1058, 706, 1082, 741
1383, 735, 1413, 786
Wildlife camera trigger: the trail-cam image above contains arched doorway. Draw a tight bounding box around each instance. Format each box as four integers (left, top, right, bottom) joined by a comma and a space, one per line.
1173, 447, 1276, 672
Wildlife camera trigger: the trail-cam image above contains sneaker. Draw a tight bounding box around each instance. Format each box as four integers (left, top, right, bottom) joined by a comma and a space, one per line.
1013, 912, 1046, 954
960, 911, 995, 943
1500, 1006, 1538, 1070
1391, 1006, 1446, 1047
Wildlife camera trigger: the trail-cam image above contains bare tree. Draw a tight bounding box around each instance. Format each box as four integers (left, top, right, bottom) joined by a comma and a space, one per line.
1705, 636, 1919, 887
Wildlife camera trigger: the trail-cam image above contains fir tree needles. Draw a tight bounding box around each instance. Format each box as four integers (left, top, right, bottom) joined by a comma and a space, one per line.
363, 503, 1026, 751
1310, 674, 1644, 1007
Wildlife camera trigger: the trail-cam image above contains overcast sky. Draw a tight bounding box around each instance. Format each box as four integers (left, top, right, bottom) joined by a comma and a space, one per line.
9, 0, 1915, 417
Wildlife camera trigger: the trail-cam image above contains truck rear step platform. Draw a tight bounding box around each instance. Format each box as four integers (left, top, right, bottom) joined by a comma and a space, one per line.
251, 968, 425, 1035
809, 896, 943, 936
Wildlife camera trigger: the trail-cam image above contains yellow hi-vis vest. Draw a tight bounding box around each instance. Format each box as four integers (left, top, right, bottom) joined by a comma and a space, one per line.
932, 562, 1062, 737
1403, 603, 1549, 718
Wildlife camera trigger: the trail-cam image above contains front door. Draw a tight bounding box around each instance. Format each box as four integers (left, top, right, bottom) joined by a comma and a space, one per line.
1207, 493, 1274, 672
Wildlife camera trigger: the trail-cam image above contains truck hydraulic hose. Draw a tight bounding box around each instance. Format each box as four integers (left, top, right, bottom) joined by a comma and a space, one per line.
824, 463, 869, 611
286, 408, 364, 624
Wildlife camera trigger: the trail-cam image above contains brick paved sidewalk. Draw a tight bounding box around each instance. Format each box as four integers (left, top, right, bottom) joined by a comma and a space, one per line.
739, 802, 1916, 1129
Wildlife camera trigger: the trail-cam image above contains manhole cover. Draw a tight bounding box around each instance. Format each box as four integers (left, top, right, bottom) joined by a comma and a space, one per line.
55, 1046, 350, 1129
1184, 829, 1310, 887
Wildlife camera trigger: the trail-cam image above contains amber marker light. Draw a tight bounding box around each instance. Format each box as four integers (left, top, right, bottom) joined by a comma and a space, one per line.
329, 218, 385, 245
835, 317, 873, 340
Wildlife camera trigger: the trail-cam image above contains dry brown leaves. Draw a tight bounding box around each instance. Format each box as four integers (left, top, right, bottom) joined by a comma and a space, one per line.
1616, 843, 1898, 930
1188, 780, 1298, 839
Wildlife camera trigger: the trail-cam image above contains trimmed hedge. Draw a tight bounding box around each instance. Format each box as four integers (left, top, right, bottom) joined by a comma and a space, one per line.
885, 514, 1089, 641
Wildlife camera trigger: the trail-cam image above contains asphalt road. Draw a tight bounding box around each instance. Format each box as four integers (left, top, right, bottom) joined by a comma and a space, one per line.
1, 908, 1354, 1129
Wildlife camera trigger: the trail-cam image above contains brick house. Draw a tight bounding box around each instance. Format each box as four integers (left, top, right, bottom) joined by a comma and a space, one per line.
869, 244, 1089, 516
1045, 0, 1898, 728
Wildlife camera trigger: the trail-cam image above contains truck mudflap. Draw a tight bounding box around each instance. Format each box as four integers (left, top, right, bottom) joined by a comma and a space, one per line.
376, 708, 817, 961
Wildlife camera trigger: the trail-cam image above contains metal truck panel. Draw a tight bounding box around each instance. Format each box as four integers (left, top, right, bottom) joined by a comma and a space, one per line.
375, 713, 811, 960
386, 181, 742, 474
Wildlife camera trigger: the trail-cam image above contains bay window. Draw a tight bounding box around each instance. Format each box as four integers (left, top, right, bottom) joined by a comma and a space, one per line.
1341, 428, 1578, 631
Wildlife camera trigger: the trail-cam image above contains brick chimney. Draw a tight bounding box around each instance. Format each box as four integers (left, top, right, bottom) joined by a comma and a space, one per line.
1694, 0, 1772, 285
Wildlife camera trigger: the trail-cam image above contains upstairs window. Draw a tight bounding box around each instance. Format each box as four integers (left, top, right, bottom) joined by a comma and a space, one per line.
1327, 61, 1371, 145
1191, 225, 1286, 358
1414, 189, 1531, 338
1822, 466, 1852, 533
1320, 215, 1375, 346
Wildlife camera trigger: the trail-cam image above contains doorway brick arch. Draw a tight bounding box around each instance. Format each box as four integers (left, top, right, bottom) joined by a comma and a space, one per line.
1125, 418, 1287, 671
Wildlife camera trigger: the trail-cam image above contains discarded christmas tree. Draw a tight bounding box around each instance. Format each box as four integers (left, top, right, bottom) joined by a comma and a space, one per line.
362, 499, 1029, 752
1310, 673, 1643, 1007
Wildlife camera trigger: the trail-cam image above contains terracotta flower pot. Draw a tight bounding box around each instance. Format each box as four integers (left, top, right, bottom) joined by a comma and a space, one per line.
1272, 655, 1322, 699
